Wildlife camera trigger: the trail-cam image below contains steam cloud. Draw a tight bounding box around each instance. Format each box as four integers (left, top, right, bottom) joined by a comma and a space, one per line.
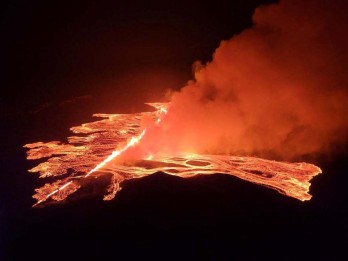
140, 0, 348, 161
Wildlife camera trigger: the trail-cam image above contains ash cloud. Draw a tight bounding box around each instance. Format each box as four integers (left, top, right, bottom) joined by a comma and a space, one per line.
142, 0, 348, 160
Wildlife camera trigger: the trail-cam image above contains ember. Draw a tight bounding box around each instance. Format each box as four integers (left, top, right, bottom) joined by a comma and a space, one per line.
24, 103, 321, 206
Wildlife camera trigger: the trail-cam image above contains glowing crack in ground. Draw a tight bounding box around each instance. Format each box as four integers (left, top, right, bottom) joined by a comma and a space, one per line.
24, 103, 321, 206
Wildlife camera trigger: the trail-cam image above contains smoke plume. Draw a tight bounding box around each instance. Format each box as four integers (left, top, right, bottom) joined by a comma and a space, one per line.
139, 0, 348, 161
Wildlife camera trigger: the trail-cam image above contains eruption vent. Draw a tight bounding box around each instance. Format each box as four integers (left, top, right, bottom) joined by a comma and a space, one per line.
25, 104, 321, 206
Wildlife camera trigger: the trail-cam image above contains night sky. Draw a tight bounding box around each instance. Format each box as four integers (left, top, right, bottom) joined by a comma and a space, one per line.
1, 1, 347, 260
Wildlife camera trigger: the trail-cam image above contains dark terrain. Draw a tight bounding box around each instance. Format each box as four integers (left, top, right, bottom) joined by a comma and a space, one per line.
1, 0, 347, 260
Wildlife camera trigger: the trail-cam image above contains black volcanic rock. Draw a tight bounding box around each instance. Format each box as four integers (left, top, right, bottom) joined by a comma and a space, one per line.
4, 170, 336, 261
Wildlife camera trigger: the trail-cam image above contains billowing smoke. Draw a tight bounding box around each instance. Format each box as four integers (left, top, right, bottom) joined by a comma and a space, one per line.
138, 0, 348, 161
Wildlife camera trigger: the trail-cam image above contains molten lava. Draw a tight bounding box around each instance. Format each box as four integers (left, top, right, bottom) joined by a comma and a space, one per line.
24, 103, 321, 206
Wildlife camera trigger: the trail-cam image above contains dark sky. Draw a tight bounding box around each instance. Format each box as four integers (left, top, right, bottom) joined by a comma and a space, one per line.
1, 0, 275, 114
1, 1, 347, 260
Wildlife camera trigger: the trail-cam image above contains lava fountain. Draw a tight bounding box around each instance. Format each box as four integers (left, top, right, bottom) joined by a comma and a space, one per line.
24, 103, 321, 206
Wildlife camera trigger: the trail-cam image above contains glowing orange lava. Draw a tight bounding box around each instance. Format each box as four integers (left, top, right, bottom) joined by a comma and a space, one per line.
24, 103, 321, 206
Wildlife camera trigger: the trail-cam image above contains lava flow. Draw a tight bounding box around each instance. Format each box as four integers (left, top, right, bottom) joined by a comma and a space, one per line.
24, 103, 321, 206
